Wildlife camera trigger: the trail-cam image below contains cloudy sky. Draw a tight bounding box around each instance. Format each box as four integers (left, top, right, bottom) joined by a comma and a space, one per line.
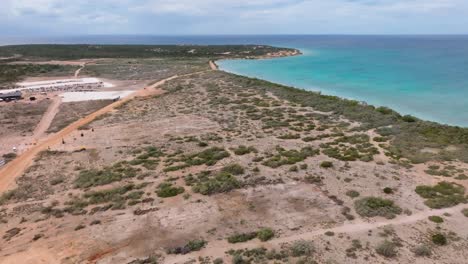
1, 0, 467, 35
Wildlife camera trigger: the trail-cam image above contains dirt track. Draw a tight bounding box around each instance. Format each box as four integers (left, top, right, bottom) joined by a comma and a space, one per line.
32, 96, 62, 140
165, 203, 468, 263
209, 61, 218, 70
74, 63, 86, 78
0, 74, 188, 193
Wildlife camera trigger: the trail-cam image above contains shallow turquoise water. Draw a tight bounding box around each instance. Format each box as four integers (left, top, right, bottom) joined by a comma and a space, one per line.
218, 36, 468, 127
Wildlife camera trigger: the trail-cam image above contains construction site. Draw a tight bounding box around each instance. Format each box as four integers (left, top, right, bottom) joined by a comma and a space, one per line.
2, 78, 109, 95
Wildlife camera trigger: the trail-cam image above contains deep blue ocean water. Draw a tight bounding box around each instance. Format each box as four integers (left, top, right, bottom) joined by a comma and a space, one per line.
2, 35, 468, 127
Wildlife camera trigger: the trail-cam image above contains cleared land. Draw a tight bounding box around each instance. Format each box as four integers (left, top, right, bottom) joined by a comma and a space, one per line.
47, 100, 114, 133
0, 45, 468, 264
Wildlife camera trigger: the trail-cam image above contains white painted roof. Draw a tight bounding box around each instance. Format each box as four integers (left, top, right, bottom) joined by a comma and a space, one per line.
60, 91, 134, 102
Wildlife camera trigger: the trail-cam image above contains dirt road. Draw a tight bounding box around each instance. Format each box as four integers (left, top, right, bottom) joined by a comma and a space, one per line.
32, 96, 62, 140
74, 63, 86, 78
165, 203, 468, 263
209, 60, 219, 70
0, 75, 179, 193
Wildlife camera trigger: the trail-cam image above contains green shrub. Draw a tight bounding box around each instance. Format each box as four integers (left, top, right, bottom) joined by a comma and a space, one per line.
262, 146, 319, 168
74, 162, 139, 188
462, 208, 468, 217
192, 172, 241, 195
428, 215, 444, 223
277, 133, 301, 140
431, 233, 447, 246
213, 258, 224, 264
289, 165, 298, 172
186, 239, 207, 251
290, 240, 314, 257
74, 224, 86, 231
221, 164, 245, 175
227, 232, 257, 243
375, 240, 398, 258
413, 244, 432, 257
415, 182, 466, 209
156, 182, 185, 198
346, 190, 360, 198
164, 147, 230, 171
84, 184, 135, 204
383, 187, 393, 194
257, 228, 275, 241
354, 197, 402, 219
402, 115, 418, 123
167, 239, 207, 254
320, 161, 333, 168
232, 145, 257, 155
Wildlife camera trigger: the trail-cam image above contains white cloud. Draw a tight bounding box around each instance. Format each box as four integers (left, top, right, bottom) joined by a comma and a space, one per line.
0, 0, 467, 34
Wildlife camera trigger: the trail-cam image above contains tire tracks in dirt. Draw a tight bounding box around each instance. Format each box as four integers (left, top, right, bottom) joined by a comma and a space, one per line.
165, 203, 468, 263
0, 70, 209, 193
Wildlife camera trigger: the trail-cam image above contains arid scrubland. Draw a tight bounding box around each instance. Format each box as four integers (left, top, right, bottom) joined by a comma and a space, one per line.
1, 45, 468, 264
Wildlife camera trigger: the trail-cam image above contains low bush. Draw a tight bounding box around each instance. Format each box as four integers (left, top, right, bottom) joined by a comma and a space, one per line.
290, 240, 314, 257
383, 187, 393, 194
462, 208, 468, 217
167, 239, 207, 254
431, 233, 447, 246
428, 215, 444, 223
413, 244, 432, 257
346, 190, 360, 198
156, 182, 185, 198
375, 240, 398, 258
164, 147, 230, 171
354, 197, 402, 219
277, 133, 301, 140
232, 145, 258, 156
320, 161, 333, 168
74, 162, 140, 188
227, 232, 258, 243
221, 164, 245, 175
262, 146, 319, 168
192, 172, 241, 195
415, 182, 466, 209
257, 228, 275, 241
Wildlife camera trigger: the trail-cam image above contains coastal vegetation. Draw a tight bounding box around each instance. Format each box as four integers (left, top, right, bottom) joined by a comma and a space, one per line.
0, 64, 76, 88
415, 182, 466, 209
0, 44, 297, 60
228, 74, 468, 163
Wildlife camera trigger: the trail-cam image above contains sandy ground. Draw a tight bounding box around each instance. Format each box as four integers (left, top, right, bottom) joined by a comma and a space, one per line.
1, 62, 468, 264
32, 96, 62, 140
166, 203, 468, 263
0, 70, 208, 193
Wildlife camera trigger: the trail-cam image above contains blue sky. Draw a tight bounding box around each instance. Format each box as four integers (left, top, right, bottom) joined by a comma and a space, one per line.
1, 0, 467, 35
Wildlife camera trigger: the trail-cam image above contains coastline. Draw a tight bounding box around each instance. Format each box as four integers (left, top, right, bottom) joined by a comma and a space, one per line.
216, 48, 464, 128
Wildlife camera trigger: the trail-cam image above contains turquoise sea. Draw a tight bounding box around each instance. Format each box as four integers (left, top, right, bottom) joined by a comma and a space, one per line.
2, 35, 468, 127
217, 36, 468, 127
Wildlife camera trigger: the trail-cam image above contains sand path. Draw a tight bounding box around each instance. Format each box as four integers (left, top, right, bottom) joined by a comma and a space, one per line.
165, 203, 467, 263
209, 60, 218, 70
0, 70, 207, 193
74, 63, 86, 78
32, 96, 62, 140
